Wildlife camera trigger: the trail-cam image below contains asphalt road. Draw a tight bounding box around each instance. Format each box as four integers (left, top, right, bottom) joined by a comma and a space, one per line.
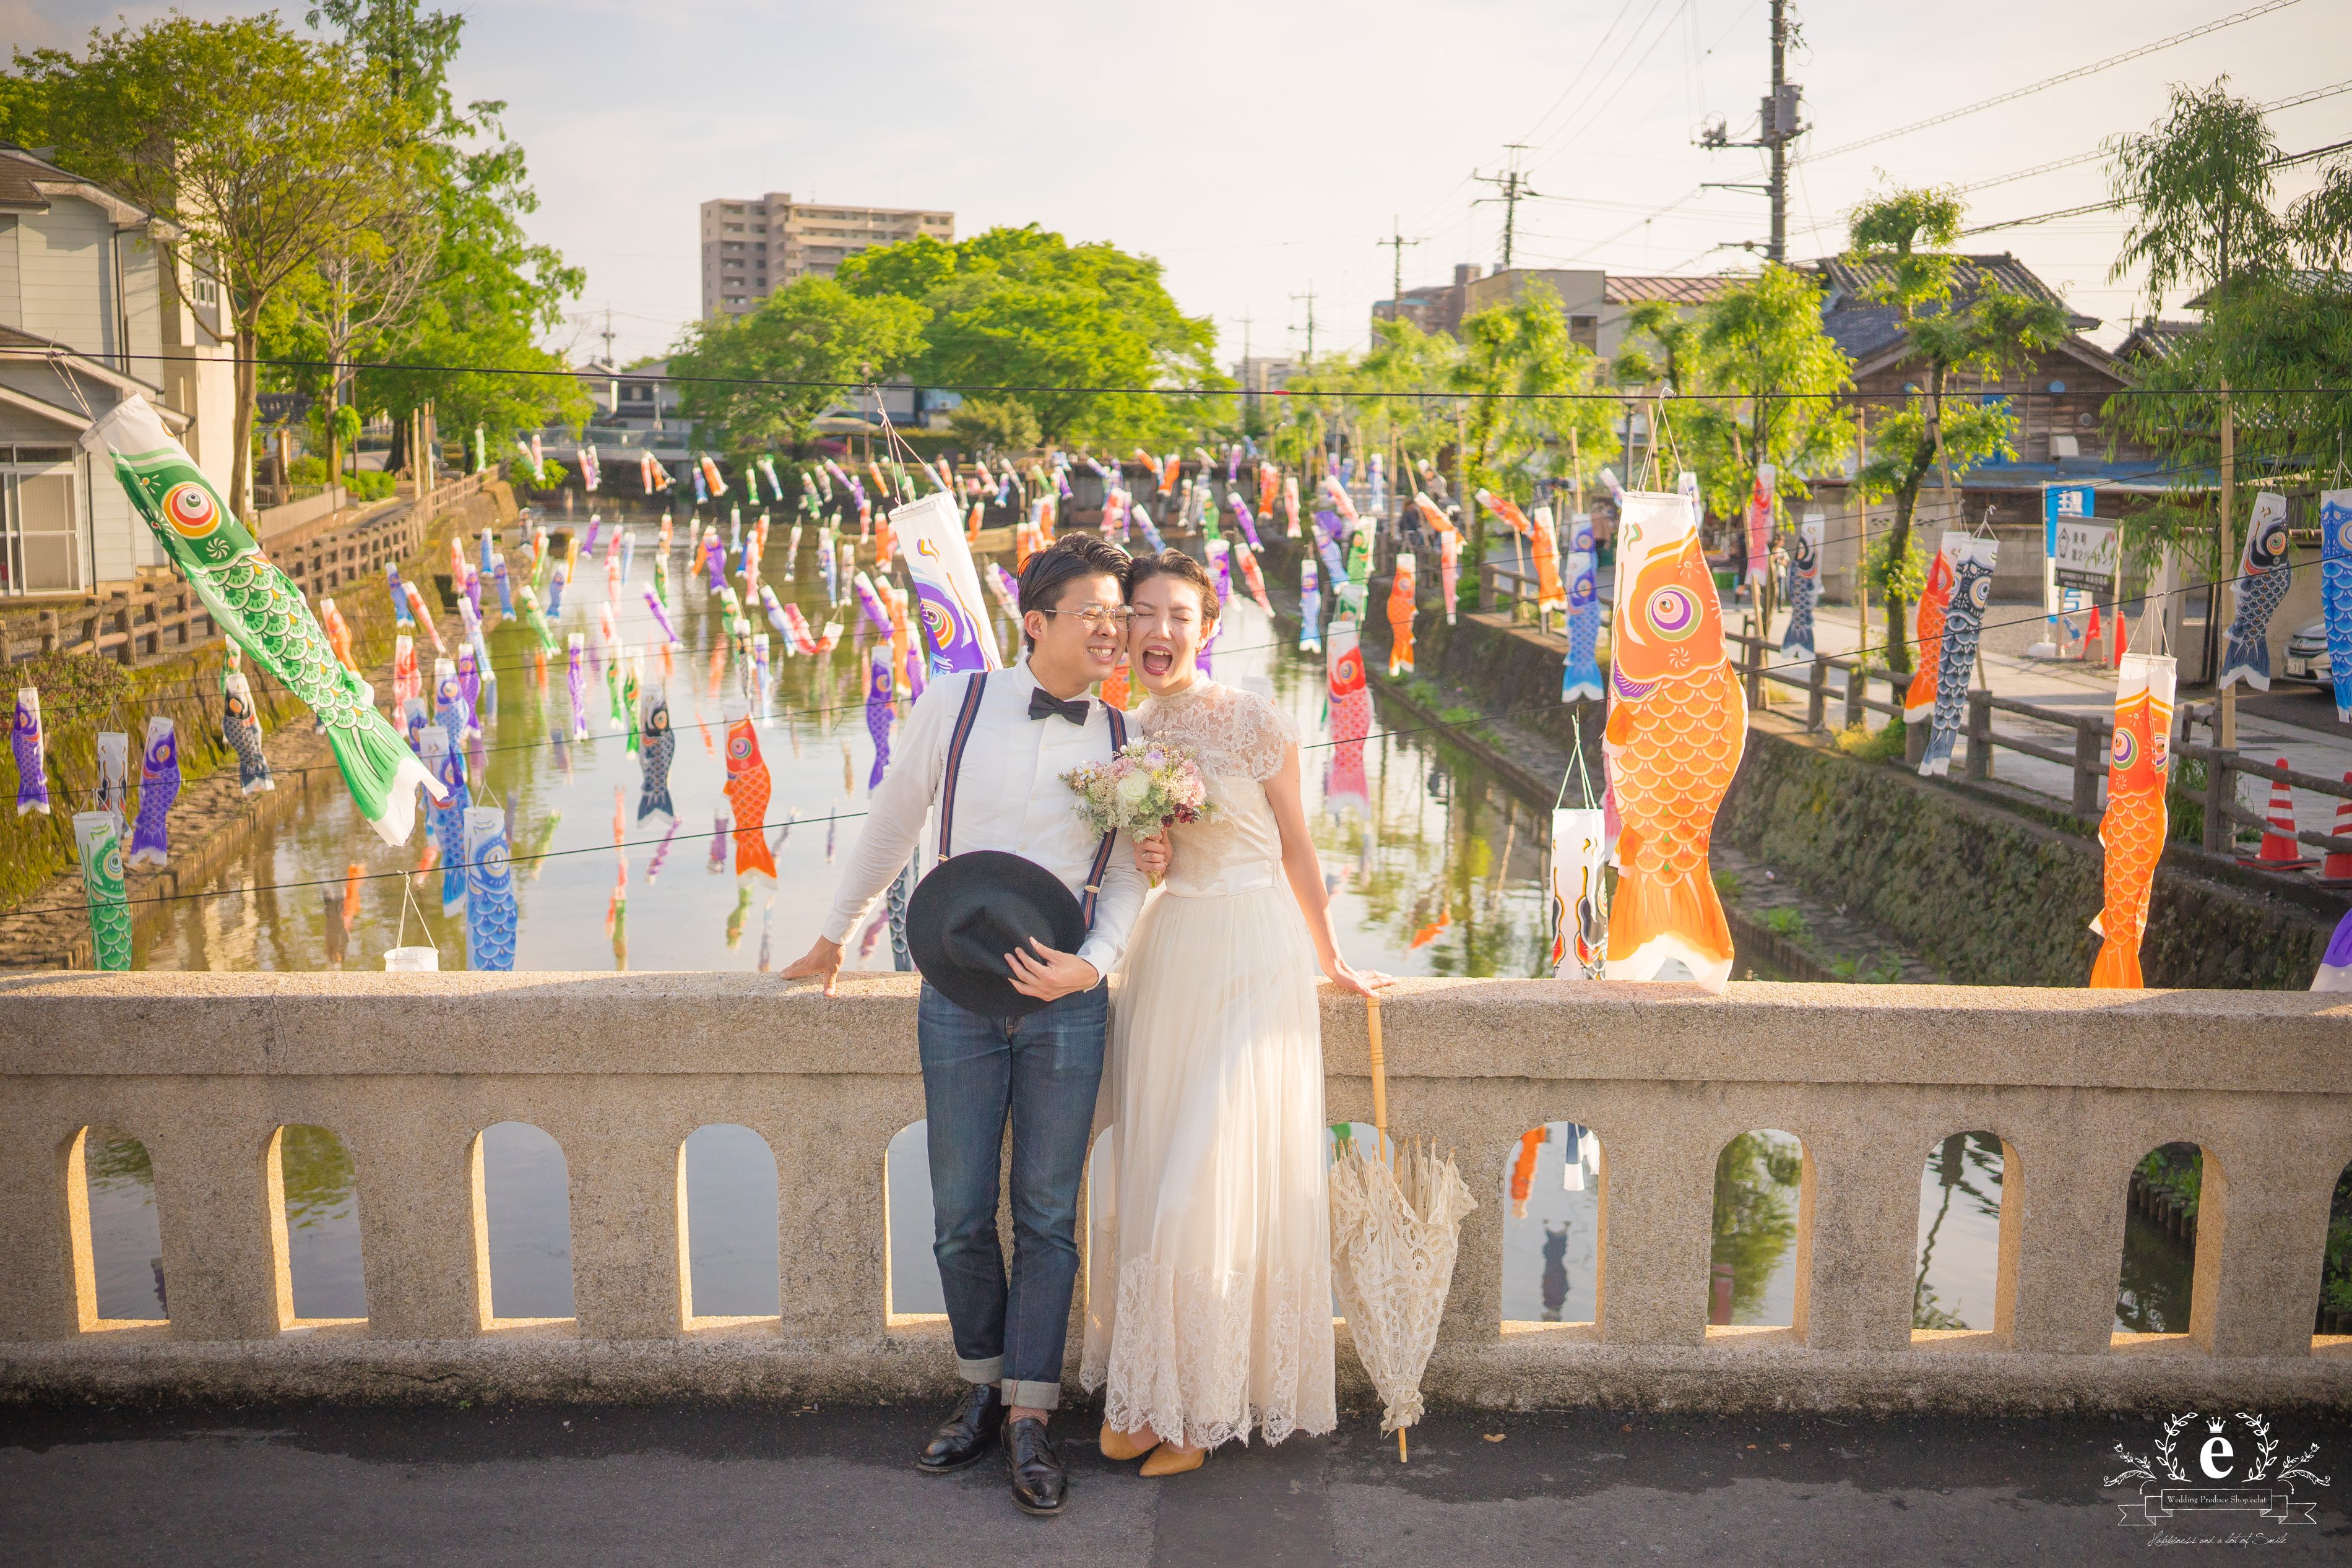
6, 1400, 2349, 1566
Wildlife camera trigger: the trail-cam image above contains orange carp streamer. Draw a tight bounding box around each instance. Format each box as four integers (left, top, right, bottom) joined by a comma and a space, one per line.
723, 717, 777, 880
1386, 551, 1417, 674
1531, 507, 1565, 610
1604, 491, 1746, 991
2088, 653, 2175, 988
1903, 535, 1960, 725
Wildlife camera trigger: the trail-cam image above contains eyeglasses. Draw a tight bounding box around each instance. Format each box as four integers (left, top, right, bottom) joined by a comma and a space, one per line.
1035, 605, 1134, 631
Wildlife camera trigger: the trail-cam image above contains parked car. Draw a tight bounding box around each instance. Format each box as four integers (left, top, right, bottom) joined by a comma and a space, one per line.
2283, 618, 2331, 683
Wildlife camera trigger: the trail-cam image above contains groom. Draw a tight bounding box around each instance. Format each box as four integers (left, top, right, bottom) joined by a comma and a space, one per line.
780, 534, 1146, 1517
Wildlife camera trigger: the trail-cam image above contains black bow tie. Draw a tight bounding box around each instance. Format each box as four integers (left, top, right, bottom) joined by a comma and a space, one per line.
1029, 687, 1092, 725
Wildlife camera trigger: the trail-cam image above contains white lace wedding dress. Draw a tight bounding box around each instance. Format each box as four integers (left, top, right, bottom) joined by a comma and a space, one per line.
1080, 678, 1337, 1449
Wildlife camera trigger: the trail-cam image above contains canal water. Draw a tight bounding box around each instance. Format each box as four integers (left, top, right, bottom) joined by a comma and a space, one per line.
74, 503, 2195, 1339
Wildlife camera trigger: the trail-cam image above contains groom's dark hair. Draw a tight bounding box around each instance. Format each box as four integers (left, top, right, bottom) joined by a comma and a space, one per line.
1018, 535, 1131, 651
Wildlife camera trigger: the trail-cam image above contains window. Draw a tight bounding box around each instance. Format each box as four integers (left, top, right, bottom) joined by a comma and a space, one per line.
2, 461, 82, 596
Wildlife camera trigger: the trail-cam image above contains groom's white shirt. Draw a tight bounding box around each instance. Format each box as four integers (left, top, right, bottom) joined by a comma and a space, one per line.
820, 656, 1148, 980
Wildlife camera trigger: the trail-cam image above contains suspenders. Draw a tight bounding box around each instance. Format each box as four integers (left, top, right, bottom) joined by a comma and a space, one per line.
935, 673, 1128, 928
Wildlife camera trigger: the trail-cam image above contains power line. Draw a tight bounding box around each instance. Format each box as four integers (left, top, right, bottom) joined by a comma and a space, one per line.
1958, 136, 2352, 237
1805, 0, 2307, 162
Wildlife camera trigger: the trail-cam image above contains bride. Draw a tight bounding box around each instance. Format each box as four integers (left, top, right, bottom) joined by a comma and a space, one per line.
1081, 548, 1390, 1476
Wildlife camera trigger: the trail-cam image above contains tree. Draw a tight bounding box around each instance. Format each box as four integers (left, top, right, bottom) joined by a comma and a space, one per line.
946, 396, 1043, 454
2103, 80, 2296, 644
4, 17, 423, 519
670, 277, 928, 454
837, 225, 1221, 446
305, 1, 586, 465
1687, 265, 1857, 528
1447, 283, 1617, 570
1844, 189, 2071, 674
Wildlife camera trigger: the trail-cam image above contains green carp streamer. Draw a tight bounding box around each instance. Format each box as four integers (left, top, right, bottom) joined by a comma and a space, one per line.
82, 397, 439, 845
72, 811, 132, 970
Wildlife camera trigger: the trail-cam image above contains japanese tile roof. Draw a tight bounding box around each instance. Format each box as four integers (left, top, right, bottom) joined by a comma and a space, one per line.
1601, 275, 1733, 306
2114, 319, 2202, 364
1803, 252, 2101, 368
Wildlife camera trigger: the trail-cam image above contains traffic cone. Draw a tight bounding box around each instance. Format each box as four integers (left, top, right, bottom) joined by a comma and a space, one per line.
2244, 760, 2317, 868
2082, 603, 2103, 660
2317, 773, 2352, 884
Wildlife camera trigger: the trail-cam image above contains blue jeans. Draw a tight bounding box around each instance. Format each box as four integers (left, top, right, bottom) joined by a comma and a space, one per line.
919, 980, 1108, 1410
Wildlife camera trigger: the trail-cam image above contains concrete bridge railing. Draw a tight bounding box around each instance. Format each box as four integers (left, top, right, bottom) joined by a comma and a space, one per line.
2, 973, 2347, 1412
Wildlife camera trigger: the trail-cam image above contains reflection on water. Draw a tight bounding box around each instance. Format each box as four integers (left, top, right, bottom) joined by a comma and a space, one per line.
2116, 1145, 2200, 1333
683, 1124, 780, 1318
280, 1124, 366, 1320
84, 1127, 165, 1320
481, 1121, 574, 1319
1711, 1131, 1802, 1327
1500, 1122, 1600, 1323
132, 504, 1559, 980
1913, 1132, 2003, 1330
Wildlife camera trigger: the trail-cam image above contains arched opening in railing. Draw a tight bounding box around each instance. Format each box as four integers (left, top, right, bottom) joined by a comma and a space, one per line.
472, 1121, 574, 1324
679, 1123, 780, 1322
1709, 1130, 1805, 1331
2319, 1157, 2352, 1341
271, 1124, 366, 1325
1498, 1121, 1602, 1329
2116, 1141, 2203, 1338
886, 1121, 945, 1322
64, 1125, 165, 1327
1911, 1132, 2008, 1339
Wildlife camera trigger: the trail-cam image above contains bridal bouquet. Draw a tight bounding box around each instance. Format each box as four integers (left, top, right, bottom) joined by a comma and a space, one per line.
1061, 739, 1212, 869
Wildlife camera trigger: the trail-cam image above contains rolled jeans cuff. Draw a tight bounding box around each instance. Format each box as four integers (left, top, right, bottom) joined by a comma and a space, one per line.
957, 1355, 1002, 1385
1001, 1377, 1062, 1411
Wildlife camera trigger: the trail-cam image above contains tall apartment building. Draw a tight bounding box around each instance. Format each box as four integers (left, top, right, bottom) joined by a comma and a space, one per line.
699, 193, 954, 317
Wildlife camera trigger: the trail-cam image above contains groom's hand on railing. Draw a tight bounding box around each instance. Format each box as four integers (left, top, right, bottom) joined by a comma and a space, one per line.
1006, 939, 1100, 1004
779, 937, 845, 997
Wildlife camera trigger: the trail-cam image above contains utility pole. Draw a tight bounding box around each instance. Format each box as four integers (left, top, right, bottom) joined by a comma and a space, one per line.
600, 306, 616, 366
1473, 147, 1536, 270
1291, 286, 1317, 362
1698, 0, 1803, 262
1377, 216, 1422, 305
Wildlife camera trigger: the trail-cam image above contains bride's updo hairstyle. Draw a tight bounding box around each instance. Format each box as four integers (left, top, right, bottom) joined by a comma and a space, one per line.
1125, 549, 1219, 623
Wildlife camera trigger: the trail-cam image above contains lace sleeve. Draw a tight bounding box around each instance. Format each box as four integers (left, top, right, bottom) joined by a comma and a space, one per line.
1139, 684, 1299, 780
1234, 691, 1298, 782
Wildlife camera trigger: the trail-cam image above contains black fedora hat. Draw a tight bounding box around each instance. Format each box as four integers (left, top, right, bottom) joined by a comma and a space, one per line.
906, 850, 1088, 1018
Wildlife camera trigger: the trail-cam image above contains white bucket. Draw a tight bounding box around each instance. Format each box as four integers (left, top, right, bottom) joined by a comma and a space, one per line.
382, 946, 440, 973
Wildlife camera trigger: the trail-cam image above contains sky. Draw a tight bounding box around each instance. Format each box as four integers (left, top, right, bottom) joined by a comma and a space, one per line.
11, 0, 2351, 366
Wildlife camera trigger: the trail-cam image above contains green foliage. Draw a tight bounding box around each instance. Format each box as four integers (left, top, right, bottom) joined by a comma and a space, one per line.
1844, 186, 2070, 674
835, 224, 1220, 445
2168, 754, 2208, 844
1711, 1132, 1801, 1323
1761, 907, 1807, 937
1638, 265, 1857, 522
672, 277, 929, 452
1712, 868, 1743, 899
4, 14, 424, 511
278, 1124, 358, 1228
1833, 720, 1908, 762
2137, 1145, 2203, 1216
2101, 81, 2352, 574
945, 395, 1043, 453
1863, 524, 1929, 606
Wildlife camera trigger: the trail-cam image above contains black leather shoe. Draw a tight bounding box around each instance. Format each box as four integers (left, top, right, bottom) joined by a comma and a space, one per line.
916, 1382, 1006, 1474
1005, 1416, 1068, 1516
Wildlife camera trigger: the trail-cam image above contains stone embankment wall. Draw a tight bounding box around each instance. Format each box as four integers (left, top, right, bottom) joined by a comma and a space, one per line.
2, 974, 2347, 1413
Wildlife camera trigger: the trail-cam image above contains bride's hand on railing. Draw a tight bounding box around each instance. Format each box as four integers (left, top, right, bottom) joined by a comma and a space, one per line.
1133, 832, 1171, 881
1323, 955, 1391, 997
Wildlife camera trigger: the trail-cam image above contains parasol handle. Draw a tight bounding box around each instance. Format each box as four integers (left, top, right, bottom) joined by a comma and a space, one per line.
1367, 995, 1388, 1162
